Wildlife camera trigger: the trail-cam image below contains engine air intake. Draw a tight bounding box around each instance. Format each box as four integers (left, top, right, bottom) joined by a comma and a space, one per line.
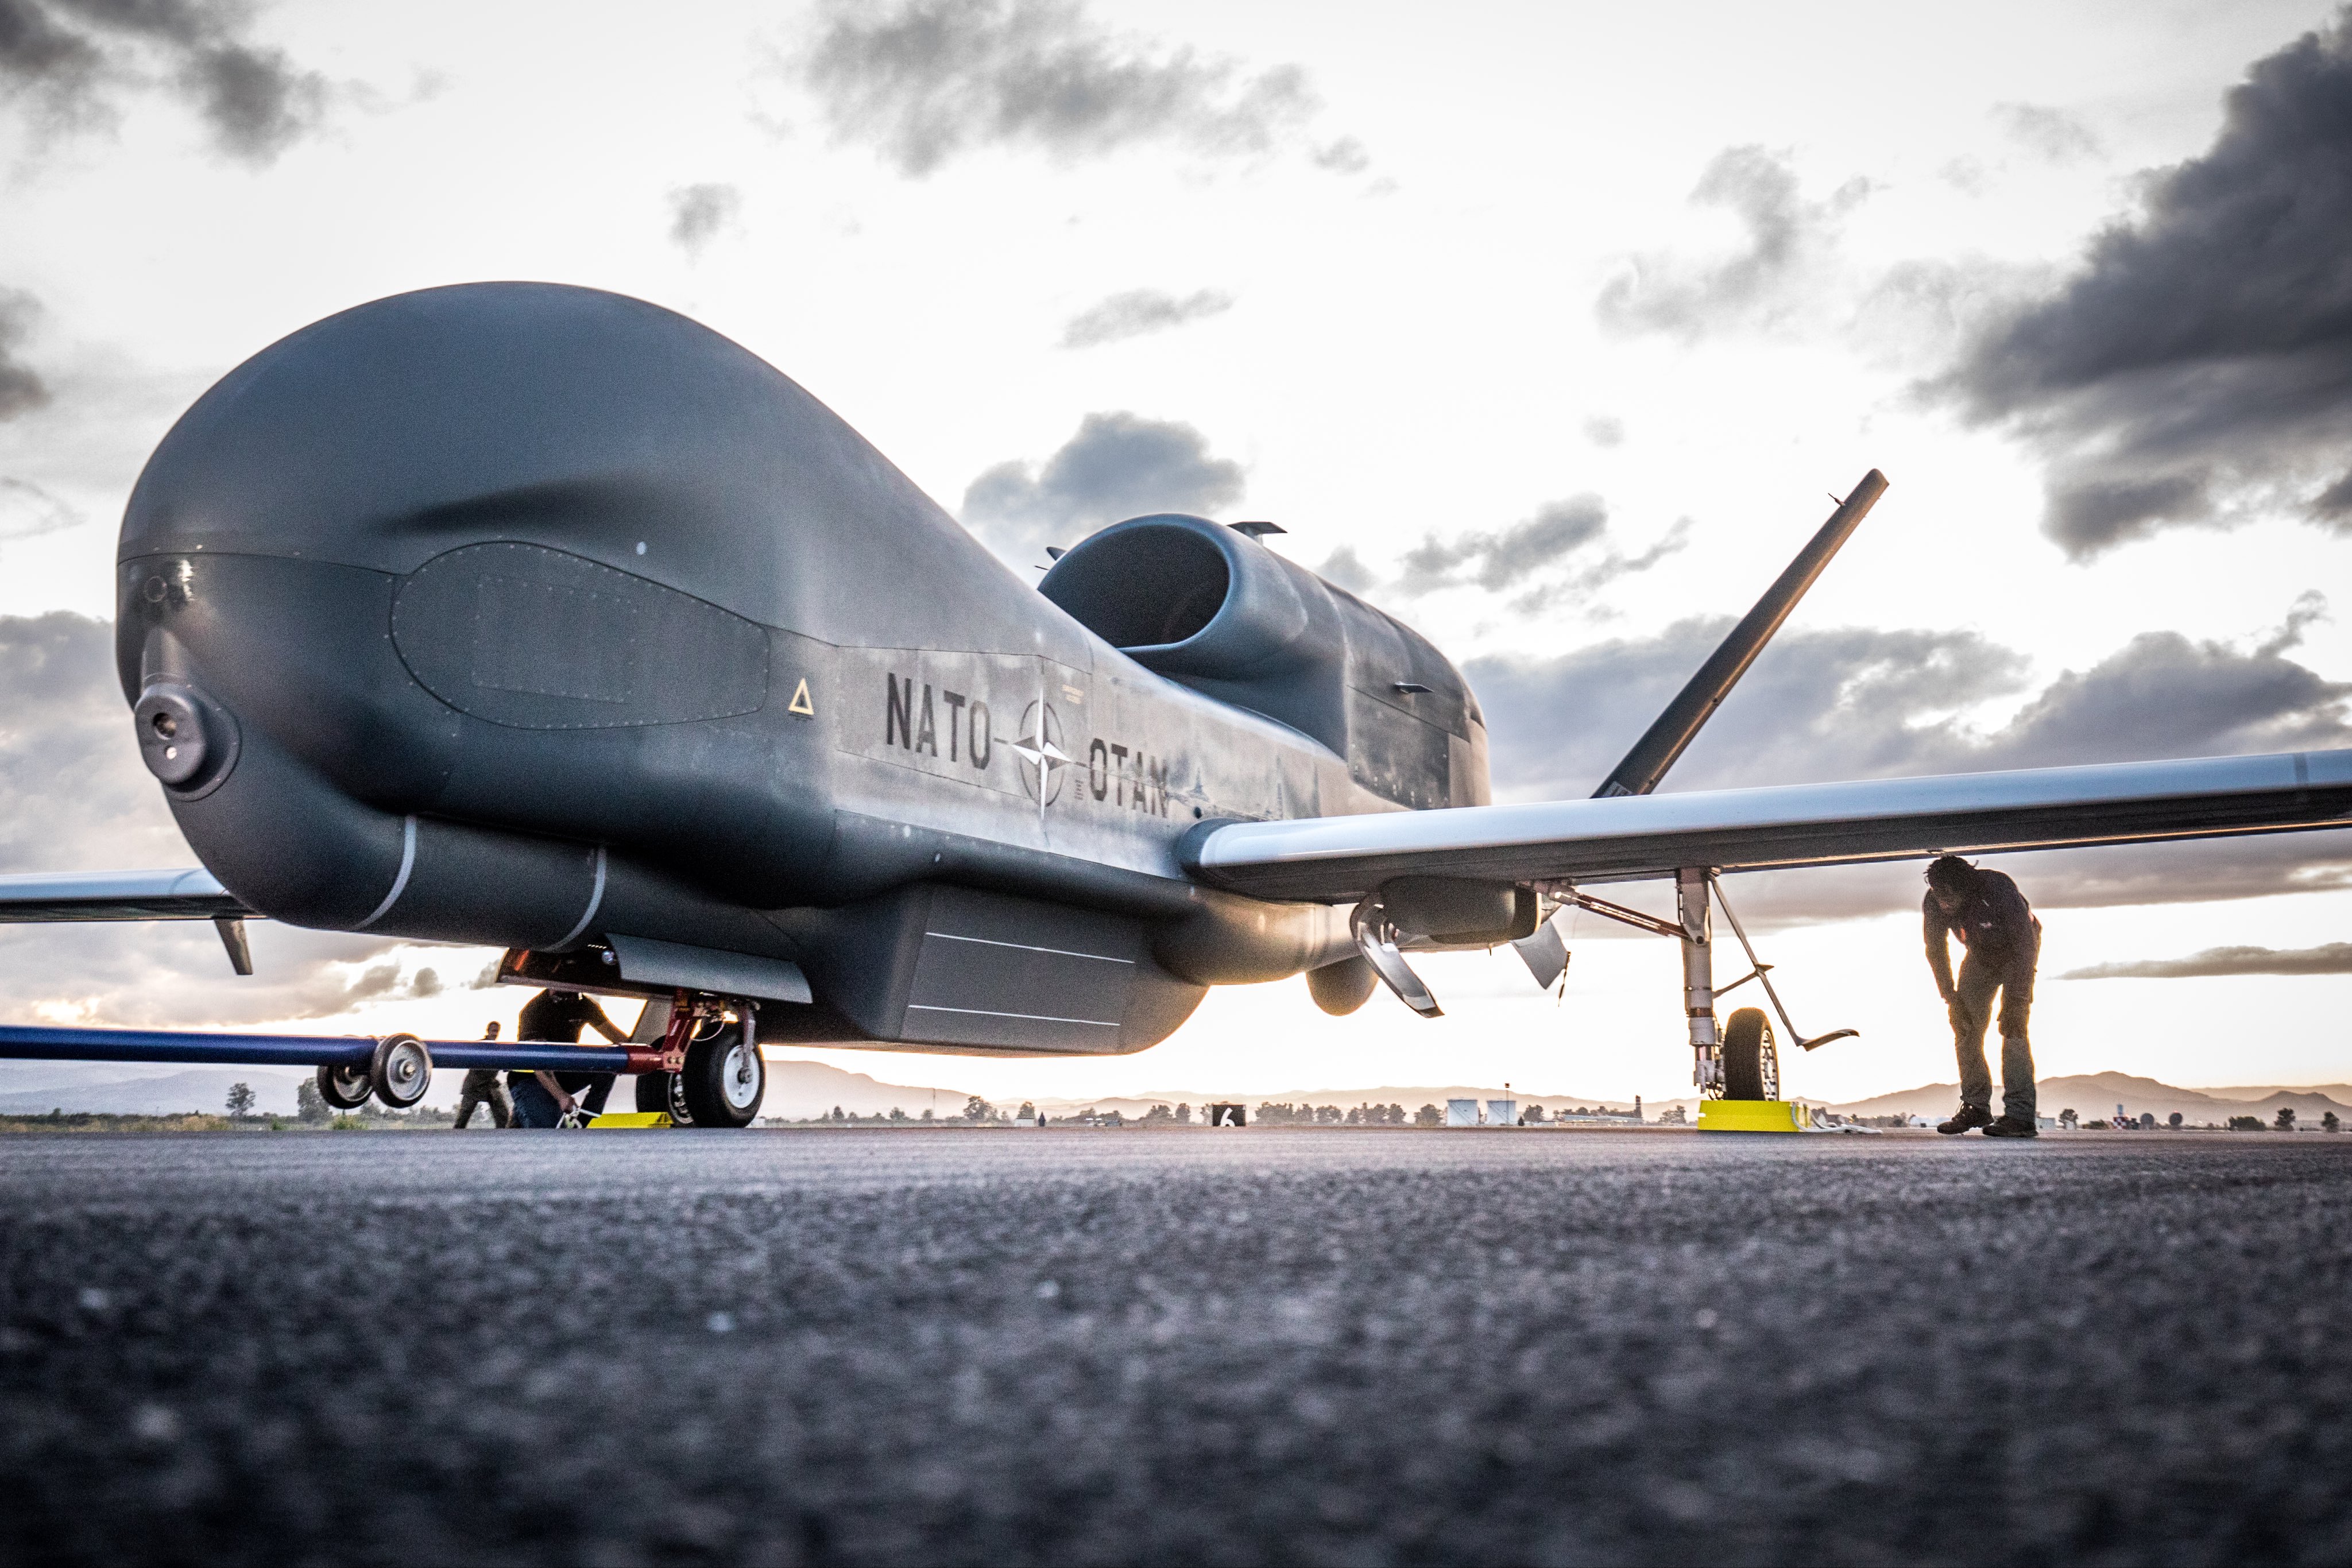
1036, 517, 1231, 652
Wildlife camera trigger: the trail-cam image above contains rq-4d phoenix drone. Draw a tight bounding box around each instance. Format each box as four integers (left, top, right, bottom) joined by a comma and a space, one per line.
3, 284, 2343, 1124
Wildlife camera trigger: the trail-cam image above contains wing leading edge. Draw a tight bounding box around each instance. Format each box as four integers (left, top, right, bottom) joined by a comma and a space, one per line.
1182, 749, 2352, 903
0, 868, 247, 922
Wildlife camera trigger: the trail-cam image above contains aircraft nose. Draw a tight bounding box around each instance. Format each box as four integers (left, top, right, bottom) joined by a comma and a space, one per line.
114, 280, 810, 631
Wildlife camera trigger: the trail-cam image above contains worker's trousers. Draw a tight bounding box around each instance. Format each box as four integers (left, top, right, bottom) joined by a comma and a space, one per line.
452, 1068, 510, 1129
1953, 949, 2037, 1123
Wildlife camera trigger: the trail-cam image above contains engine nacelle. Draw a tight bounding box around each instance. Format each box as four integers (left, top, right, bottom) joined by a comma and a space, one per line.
1040, 514, 1491, 811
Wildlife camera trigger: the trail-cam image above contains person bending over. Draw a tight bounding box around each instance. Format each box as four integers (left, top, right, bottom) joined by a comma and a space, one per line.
507, 988, 629, 1129
1924, 855, 2042, 1139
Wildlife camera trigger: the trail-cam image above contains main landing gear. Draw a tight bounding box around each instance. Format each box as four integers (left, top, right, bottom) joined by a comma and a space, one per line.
1543, 868, 1854, 1104
631, 994, 766, 1128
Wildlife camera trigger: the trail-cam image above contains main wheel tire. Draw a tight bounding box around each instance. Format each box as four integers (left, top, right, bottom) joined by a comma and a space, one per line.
678, 1023, 764, 1128
317, 1061, 373, 1110
369, 1033, 432, 1109
1720, 1007, 1777, 1101
635, 1071, 694, 1125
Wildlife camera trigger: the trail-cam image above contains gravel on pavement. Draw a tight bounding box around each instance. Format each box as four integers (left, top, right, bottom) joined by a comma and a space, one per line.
0, 1128, 2345, 1566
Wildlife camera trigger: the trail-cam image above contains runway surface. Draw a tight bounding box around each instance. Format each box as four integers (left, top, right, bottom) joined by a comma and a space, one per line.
0, 1128, 2345, 1566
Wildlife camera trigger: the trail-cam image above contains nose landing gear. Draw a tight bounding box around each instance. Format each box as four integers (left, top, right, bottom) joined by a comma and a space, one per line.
628, 993, 765, 1128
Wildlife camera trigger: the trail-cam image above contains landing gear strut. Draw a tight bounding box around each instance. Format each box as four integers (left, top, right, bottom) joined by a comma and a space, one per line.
1677, 869, 1723, 1097
1542, 868, 1854, 1102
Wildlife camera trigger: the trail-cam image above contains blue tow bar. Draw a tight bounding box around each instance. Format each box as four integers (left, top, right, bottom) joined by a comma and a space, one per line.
0, 1024, 635, 1074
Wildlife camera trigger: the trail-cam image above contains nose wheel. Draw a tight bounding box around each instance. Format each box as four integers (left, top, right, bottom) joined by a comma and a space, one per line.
678, 1021, 765, 1128
635, 1069, 694, 1125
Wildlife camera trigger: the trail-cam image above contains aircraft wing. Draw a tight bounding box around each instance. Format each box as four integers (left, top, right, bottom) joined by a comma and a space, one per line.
0, 868, 249, 922
1182, 748, 2352, 903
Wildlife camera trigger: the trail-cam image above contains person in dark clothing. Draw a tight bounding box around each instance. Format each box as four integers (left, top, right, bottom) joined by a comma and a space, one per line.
508, 989, 629, 1129
1924, 855, 2042, 1138
452, 1020, 511, 1129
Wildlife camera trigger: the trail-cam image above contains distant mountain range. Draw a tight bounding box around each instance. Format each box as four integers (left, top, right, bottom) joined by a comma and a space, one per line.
1, 1055, 2340, 1128
0, 1062, 311, 1116
1816, 1071, 2350, 1126
763, 1064, 2352, 1126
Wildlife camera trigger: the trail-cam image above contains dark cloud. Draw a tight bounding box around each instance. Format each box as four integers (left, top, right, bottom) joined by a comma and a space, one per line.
1593, 144, 2048, 370
175, 34, 318, 160
0, 612, 504, 1028
0, 289, 48, 419
1596, 146, 1871, 340
2063, 943, 2352, 980
1943, 12, 2352, 556
668, 183, 741, 256
1309, 135, 1367, 174
1314, 545, 1375, 595
1472, 595, 2352, 919
0, 0, 104, 113
1992, 103, 2102, 165
1383, 498, 1686, 611
0, 610, 188, 874
1401, 495, 1608, 595
0, 476, 78, 542
959, 411, 1244, 568
0, 0, 324, 162
1532, 517, 1693, 612
1939, 156, 1991, 198
1472, 618, 2031, 803
795, 0, 1339, 177
1059, 287, 1233, 349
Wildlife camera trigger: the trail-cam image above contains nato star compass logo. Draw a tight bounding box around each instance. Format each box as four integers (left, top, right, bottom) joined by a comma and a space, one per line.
1013, 699, 1069, 807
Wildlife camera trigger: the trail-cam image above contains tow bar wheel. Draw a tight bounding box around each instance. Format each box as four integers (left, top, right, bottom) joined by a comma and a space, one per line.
679, 1020, 764, 1128
369, 1032, 433, 1109
316, 1061, 373, 1110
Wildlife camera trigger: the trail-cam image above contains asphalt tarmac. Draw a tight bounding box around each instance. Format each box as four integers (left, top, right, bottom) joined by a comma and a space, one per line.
0, 1128, 2345, 1566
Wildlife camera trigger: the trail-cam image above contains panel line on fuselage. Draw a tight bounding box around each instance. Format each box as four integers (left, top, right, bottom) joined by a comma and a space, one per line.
905, 1004, 1123, 1029
924, 931, 1135, 966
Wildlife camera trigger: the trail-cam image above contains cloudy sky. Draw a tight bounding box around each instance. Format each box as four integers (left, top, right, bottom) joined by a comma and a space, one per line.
5, 0, 2352, 1109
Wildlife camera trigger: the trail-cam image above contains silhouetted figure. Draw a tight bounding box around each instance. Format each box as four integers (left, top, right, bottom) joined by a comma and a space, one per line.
1924, 855, 2042, 1138
453, 1020, 511, 1129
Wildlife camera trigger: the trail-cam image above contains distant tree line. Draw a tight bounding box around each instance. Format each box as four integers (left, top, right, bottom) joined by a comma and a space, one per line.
1251, 1102, 1411, 1126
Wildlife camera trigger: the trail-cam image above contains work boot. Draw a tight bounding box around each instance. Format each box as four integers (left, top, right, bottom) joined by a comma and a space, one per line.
1981, 1116, 2039, 1139
1937, 1104, 1995, 1135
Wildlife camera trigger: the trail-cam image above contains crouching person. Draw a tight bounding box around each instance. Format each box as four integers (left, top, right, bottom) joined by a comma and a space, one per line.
507, 988, 628, 1129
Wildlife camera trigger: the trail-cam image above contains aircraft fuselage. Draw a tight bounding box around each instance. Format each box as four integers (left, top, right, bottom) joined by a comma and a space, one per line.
115, 283, 1496, 1055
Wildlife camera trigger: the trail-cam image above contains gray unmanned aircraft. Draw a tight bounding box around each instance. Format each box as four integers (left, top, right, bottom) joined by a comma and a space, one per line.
3, 282, 2349, 1125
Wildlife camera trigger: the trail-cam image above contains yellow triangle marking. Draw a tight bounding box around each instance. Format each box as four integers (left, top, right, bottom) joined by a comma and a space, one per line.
787, 676, 815, 717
